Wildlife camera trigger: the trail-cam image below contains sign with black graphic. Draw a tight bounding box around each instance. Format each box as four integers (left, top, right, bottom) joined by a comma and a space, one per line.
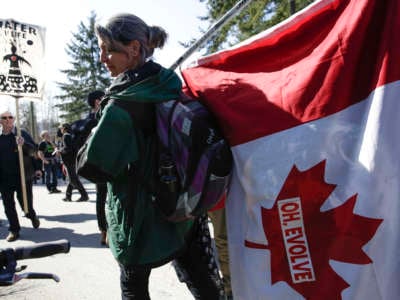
0, 18, 46, 98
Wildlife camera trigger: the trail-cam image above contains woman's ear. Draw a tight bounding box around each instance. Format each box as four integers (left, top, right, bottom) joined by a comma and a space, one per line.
129, 40, 140, 57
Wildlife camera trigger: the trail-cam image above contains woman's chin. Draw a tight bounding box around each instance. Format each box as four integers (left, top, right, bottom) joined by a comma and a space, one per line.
107, 67, 117, 77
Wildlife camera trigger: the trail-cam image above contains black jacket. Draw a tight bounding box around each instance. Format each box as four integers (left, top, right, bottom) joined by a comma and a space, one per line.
0, 127, 38, 188
60, 132, 75, 164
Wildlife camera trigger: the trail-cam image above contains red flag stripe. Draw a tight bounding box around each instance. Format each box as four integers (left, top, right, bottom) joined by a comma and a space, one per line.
182, 0, 400, 146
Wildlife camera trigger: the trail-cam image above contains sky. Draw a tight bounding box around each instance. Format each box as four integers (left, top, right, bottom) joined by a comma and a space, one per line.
0, 0, 208, 114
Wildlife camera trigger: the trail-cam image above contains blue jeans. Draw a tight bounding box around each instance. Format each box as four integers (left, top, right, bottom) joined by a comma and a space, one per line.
44, 160, 58, 191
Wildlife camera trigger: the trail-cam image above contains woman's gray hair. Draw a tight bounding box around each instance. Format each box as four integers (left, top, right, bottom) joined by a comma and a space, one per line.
95, 13, 168, 66
40, 130, 49, 139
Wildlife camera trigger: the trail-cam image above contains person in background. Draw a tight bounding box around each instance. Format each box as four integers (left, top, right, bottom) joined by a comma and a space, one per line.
32, 152, 44, 185
0, 111, 41, 242
86, 90, 108, 245
57, 123, 89, 202
209, 206, 233, 299
55, 128, 67, 182
80, 13, 224, 299
38, 130, 61, 194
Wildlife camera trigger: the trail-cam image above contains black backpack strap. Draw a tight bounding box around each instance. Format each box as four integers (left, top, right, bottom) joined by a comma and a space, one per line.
110, 98, 181, 219
111, 99, 156, 137
109, 98, 159, 191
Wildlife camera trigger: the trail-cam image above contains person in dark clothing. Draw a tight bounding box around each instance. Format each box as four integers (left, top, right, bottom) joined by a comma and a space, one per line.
0, 111, 41, 242
57, 123, 88, 202
86, 90, 108, 245
96, 182, 107, 244
32, 152, 44, 184
37, 130, 61, 194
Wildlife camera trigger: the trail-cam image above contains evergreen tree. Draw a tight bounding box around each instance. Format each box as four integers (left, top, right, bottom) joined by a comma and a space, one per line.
198, 0, 316, 54
56, 11, 110, 122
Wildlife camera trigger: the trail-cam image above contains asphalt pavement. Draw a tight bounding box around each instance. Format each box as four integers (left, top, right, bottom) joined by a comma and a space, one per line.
0, 179, 193, 299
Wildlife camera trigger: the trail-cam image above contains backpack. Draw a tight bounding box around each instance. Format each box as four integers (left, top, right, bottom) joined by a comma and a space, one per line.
152, 96, 233, 222
78, 94, 233, 222
70, 118, 92, 154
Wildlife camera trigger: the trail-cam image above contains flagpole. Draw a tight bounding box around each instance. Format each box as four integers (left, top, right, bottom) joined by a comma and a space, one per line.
14, 95, 29, 214
170, 0, 254, 70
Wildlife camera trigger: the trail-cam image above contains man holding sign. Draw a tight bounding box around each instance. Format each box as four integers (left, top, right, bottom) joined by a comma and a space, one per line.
0, 19, 45, 242
0, 110, 41, 242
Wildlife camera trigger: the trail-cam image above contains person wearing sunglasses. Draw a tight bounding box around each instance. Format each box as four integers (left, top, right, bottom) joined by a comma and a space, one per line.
0, 111, 41, 242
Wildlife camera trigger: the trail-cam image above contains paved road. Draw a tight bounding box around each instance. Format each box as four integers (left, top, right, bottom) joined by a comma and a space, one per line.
0, 180, 193, 299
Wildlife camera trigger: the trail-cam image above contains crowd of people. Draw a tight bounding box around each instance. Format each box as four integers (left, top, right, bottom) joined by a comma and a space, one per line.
0, 13, 233, 300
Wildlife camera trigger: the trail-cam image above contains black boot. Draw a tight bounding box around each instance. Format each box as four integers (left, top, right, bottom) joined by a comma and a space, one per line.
62, 194, 72, 201
76, 197, 88, 202
77, 189, 89, 202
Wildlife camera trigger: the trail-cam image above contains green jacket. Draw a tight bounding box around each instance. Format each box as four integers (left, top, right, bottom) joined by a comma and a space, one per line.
85, 62, 193, 266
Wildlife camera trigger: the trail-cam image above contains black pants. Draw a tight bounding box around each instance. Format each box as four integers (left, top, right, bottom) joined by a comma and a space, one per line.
64, 160, 88, 199
96, 183, 107, 231
1, 180, 37, 233
119, 215, 224, 300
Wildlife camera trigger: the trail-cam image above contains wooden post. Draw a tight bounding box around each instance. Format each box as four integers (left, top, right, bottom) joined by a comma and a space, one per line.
14, 95, 29, 214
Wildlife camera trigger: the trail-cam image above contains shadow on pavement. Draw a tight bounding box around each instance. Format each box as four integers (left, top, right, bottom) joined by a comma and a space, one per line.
0, 226, 106, 249
40, 213, 96, 223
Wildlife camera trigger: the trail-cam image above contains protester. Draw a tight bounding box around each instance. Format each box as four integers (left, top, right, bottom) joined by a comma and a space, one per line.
37, 130, 61, 194
0, 111, 41, 242
57, 123, 89, 202
85, 90, 108, 245
78, 13, 224, 299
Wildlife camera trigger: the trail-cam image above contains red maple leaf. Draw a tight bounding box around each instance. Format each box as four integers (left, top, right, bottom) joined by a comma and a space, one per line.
245, 160, 382, 299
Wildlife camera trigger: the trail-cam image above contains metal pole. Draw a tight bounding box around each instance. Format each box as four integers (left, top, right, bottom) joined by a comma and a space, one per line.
170, 0, 254, 70
30, 101, 37, 142
14, 96, 29, 214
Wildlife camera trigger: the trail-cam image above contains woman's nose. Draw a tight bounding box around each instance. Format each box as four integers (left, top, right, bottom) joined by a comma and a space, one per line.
100, 51, 108, 63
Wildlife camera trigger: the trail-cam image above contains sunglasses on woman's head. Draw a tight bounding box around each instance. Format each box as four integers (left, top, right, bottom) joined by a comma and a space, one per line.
1, 116, 14, 120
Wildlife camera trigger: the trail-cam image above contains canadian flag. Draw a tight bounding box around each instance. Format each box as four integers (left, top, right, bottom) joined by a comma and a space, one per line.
182, 0, 400, 299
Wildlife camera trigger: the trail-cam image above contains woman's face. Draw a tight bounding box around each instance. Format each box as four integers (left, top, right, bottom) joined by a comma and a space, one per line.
98, 38, 140, 77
